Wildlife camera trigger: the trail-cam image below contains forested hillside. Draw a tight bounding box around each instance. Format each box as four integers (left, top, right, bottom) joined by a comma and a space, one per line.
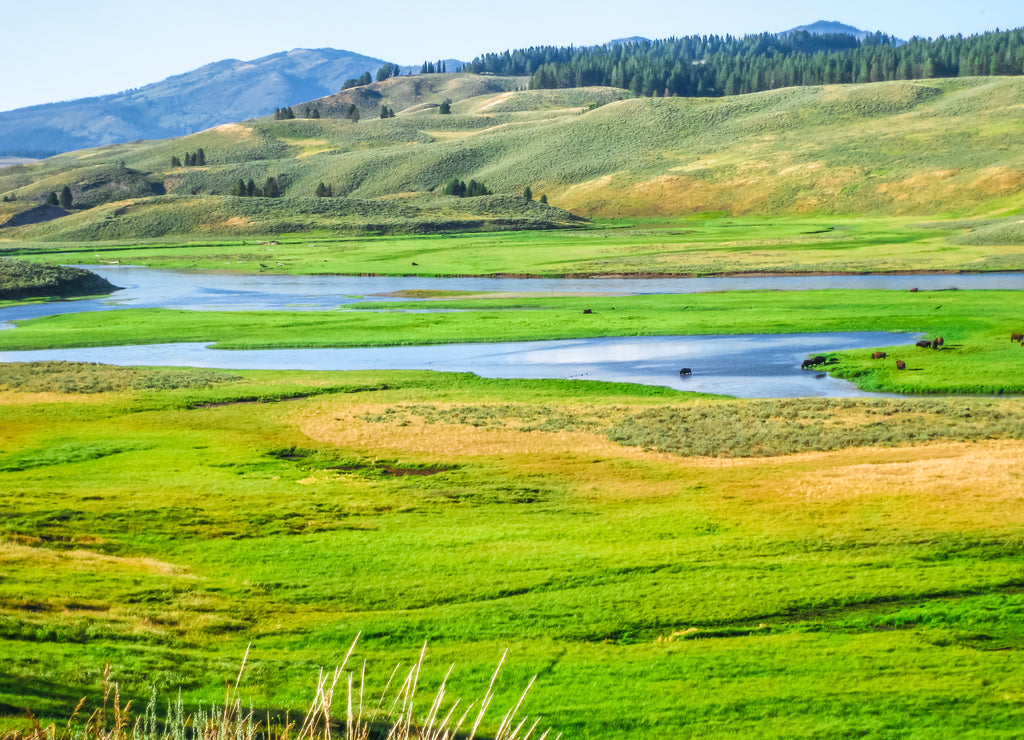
465, 28, 1024, 97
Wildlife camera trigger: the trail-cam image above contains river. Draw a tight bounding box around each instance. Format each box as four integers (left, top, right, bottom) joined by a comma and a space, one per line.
1, 266, 1018, 397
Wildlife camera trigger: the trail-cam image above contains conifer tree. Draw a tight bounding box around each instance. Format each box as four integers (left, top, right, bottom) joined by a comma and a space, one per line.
523, 185, 533, 201
59, 186, 73, 209
196, 149, 206, 166
46, 191, 59, 206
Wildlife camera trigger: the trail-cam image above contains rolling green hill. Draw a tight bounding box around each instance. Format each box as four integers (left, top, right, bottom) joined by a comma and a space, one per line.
1, 74, 1024, 241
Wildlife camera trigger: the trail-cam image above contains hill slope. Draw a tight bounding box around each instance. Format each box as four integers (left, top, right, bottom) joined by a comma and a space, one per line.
0, 48, 388, 154
2, 75, 1024, 239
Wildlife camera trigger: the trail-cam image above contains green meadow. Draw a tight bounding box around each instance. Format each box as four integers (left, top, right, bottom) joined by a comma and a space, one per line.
2, 288, 1022, 395
1, 70, 1024, 738
2, 365, 1024, 738
8, 214, 1024, 277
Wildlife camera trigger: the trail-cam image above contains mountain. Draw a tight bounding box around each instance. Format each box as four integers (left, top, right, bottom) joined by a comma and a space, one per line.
0, 48, 389, 155
784, 20, 905, 44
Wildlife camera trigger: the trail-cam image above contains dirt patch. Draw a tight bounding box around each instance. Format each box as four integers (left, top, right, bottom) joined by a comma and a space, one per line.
211, 123, 253, 139
476, 92, 515, 113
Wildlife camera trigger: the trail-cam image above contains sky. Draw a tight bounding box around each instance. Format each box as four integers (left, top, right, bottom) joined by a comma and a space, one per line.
2, 0, 1023, 112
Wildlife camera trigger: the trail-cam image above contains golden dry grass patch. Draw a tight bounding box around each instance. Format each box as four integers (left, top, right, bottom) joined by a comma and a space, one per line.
474, 92, 515, 113
0, 391, 115, 405
738, 440, 1024, 529
221, 216, 252, 229
969, 167, 1024, 196
210, 123, 254, 140
295, 401, 680, 462
0, 540, 188, 577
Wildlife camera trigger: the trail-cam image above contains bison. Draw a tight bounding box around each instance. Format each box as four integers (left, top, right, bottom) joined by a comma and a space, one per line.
801, 355, 828, 370
583, 309, 593, 314
871, 351, 887, 360
936, 336, 944, 347
896, 360, 906, 370
1012, 333, 1023, 343
679, 367, 692, 377
916, 340, 932, 348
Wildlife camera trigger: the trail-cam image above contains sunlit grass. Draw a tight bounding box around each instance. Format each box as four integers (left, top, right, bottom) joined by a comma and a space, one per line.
2, 367, 1024, 736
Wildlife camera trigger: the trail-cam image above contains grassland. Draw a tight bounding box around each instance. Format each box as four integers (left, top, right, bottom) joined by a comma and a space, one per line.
2, 365, 1024, 738
2, 76, 1024, 242
2, 72, 1024, 738
5, 213, 1023, 277
1, 288, 1021, 395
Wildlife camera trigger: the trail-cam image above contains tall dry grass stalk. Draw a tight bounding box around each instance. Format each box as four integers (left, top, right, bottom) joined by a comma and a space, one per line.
1, 637, 557, 740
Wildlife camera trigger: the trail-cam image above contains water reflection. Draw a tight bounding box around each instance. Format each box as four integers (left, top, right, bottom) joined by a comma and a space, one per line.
3, 266, 1021, 324
0, 332, 916, 398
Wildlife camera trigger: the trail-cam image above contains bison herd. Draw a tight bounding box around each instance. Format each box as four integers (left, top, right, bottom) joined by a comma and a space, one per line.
825, 331, 1020, 374
882, 335, 945, 371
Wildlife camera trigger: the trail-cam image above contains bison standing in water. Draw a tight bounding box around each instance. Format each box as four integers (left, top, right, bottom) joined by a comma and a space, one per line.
896, 360, 906, 370
679, 368, 691, 377
801, 355, 828, 370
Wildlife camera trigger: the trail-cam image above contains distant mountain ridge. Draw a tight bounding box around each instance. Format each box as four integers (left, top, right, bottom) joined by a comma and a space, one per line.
0, 48, 390, 154
784, 20, 905, 44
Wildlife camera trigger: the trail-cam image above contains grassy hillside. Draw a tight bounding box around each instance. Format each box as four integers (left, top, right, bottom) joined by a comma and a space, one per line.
1, 75, 1024, 241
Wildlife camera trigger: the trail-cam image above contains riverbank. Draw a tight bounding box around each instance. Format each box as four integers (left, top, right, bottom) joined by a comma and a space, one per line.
6, 215, 1023, 277
0, 257, 118, 301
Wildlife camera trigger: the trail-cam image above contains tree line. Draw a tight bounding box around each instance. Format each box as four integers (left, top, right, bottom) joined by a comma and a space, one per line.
462, 28, 1024, 97
172, 149, 205, 167
230, 176, 286, 198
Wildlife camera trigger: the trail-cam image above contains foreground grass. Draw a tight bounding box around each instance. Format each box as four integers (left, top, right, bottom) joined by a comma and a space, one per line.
1, 289, 1021, 394
2, 366, 1024, 737
5, 214, 1023, 276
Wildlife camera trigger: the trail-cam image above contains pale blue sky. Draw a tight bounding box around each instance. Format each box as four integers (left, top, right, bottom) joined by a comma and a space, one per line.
2, 0, 1023, 112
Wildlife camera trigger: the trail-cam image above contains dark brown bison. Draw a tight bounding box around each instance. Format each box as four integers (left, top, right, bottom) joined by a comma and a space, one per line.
909, 287, 919, 292
936, 336, 944, 347
871, 351, 887, 359
801, 355, 827, 370
1012, 333, 1023, 343
583, 309, 593, 314
679, 368, 691, 377
896, 360, 906, 370
916, 340, 932, 348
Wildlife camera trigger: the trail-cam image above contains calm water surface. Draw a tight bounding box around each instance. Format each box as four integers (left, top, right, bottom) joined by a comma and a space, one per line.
2, 266, 1022, 322
0, 333, 917, 398
1, 266, 1015, 397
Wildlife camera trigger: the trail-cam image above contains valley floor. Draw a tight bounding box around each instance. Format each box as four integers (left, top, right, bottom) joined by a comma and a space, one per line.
2, 367, 1024, 738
